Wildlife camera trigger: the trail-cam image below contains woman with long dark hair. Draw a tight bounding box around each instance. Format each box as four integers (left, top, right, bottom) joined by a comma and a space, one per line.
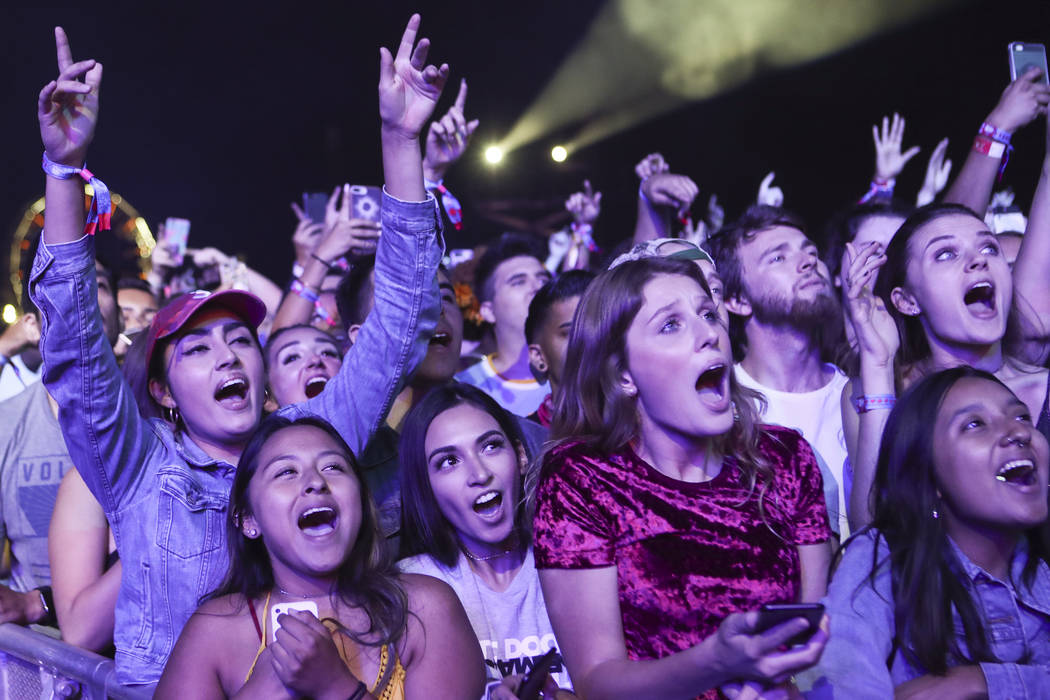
398, 383, 573, 698
534, 256, 833, 699
811, 367, 1050, 697
157, 415, 483, 699
844, 202, 1050, 529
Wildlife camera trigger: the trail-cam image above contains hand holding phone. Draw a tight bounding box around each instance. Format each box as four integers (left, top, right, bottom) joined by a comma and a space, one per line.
516, 647, 559, 700
754, 603, 825, 648
270, 600, 319, 642
1010, 42, 1049, 85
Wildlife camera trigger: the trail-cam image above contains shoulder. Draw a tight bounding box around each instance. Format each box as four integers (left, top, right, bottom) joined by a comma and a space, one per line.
399, 572, 467, 635
757, 424, 815, 460
398, 554, 449, 579
830, 529, 890, 594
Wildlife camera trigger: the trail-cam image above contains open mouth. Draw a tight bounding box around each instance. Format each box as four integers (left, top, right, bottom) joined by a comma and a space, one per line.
214, 377, 248, 402
963, 281, 996, 316
297, 506, 337, 536
304, 376, 328, 399
696, 363, 727, 396
472, 491, 503, 516
429, 331, 451, 347
996, 459, 1036, 486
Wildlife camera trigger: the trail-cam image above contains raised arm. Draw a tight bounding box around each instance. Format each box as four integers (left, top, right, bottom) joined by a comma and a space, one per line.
30, 27, 157, 514
943, 68, 1050, 213
285, 14, 446, 454
840, 242, 899, 530
1009, 116, 1050, 365
633, 172, 698, 245
422, 78, 478, 184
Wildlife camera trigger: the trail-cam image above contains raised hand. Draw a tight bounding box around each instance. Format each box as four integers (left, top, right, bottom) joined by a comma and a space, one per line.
565, 180, 602, 225
916, 137, 952, 207
379, 14, 450, 141
757, 172, 784, 208
38, 27, 102, 167
987, 66, 1050, 133
423, 79, 479, 181
290, 202, 325, 268
635, 152, 670, 180
641, 172, 698, 215
321, 184, 381, 259
872, 113, 920, 182
844, 241, 898, 367
706, 194, 725, 232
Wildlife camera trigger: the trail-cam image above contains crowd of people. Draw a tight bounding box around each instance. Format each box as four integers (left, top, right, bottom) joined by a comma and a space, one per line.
0, 12, 1048, 699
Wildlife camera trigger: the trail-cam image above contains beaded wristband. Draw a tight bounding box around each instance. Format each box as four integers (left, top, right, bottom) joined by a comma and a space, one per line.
975, 123, 1013, 181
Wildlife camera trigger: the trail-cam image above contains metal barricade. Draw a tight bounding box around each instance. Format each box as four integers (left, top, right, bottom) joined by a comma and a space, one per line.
0, 625, 151, 699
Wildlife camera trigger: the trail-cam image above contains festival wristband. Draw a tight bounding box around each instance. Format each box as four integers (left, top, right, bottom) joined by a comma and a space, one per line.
40, 153, 112, 234
974, 123, 1013, 181
290, 279, 320, 304
424, 177, 463, 230
310, 252, 335, 270
571, 221, 601, 253
853, 394, 896, 414
858, 178, 895, 205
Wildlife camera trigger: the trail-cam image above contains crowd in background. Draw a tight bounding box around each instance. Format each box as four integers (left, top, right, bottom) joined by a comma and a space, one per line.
0, 13, 1049, 700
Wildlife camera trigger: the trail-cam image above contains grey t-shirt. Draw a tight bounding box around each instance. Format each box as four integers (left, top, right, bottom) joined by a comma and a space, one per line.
400, 548, 572, 690
0, 381, 71, 591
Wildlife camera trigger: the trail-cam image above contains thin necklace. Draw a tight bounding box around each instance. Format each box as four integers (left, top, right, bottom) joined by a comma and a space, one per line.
461, 535, 521, 562
277, 585, 329, 599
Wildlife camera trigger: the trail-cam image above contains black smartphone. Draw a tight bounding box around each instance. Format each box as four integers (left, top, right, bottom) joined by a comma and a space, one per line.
755, 603, 824, 647
1009, 42, 1049, 85
517, 647, 559, 700
302, 192, 329, 224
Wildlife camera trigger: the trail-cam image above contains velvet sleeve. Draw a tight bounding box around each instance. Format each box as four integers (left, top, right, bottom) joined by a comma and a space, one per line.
766, 427, 831, 546
533, 444, 617, 569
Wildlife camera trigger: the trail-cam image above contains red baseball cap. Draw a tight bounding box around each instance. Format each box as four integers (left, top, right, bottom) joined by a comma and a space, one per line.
144, 289, 267, 371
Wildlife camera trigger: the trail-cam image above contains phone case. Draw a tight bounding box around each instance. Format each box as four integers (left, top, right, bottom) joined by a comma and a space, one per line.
1009, 42, 1049, 85
270, 600, 319, 642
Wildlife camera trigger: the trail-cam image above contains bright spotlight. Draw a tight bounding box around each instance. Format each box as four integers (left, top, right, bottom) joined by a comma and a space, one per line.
551, 145, 568, 162
1, 305, 16, 325
484, 145, 504, 165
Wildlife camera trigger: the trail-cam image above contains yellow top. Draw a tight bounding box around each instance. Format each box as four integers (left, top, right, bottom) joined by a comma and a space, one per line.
244, 591, 406, 700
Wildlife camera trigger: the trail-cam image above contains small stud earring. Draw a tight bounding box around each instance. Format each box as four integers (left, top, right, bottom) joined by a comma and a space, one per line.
931, 508, 939, 520
246, 528, 258, 538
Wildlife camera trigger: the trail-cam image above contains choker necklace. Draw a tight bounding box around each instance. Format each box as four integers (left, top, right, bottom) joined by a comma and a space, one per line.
462, 537, 521, 562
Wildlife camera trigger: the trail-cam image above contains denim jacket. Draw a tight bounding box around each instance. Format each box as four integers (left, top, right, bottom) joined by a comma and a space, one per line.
806, 530, 1050, 699
29, 192, 442, 687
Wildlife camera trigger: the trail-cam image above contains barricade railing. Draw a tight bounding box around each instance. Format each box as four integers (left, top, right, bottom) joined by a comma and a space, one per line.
0, 624, 151, 699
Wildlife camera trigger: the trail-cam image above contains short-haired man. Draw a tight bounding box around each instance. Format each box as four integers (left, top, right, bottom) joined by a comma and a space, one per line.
710, 205, 848, 537
455, 233, 551, 415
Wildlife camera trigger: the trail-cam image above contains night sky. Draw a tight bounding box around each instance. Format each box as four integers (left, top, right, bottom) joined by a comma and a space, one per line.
3, 1, 1049, 309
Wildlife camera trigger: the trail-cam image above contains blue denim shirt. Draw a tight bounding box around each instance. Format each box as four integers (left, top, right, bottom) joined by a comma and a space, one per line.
806, 530, 1050, 699
29, 192, 442, 687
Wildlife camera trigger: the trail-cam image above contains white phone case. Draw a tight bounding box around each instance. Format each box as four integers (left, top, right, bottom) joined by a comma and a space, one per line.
270, 600, 319, 642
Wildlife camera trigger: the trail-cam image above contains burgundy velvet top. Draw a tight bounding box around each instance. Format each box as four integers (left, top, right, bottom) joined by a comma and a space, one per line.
534, 426, 830, 698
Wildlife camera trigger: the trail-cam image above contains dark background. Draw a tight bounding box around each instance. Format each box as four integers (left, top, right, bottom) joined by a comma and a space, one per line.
3, 1, 1049, 309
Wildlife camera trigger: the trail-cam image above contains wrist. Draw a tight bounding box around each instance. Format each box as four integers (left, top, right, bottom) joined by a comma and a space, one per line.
381, 125, 422, 147
422, 162, 447, 183
24, 589, 46, 625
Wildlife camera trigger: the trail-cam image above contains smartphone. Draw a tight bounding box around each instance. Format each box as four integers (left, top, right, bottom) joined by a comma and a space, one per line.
303, 192, 329, 224
755, 603, 825, 648
517, 647, 559, 700
1009, 42, 1049, 85
159, 218, 190, 267
270, 600, 319, 642
349, 185, 383, 223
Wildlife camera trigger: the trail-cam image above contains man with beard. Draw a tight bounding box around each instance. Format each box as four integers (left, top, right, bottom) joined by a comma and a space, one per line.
709, 205, 848, 539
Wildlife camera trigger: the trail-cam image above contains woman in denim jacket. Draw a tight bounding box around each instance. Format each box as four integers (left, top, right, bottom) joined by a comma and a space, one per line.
29, 18, 447, 688
809, 367, 1050, 699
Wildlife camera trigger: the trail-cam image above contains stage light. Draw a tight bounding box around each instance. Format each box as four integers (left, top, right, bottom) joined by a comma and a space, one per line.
484, 145, 504, 165
499, 0, 959, 154
551, 145, 568, 162
1, 305, 15, 325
